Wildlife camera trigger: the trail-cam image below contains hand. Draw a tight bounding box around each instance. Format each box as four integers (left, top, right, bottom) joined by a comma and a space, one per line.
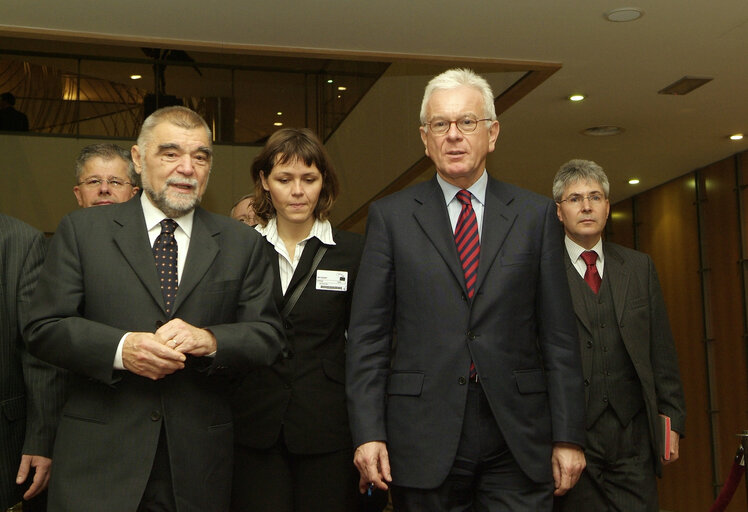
16, 454, 51, 500
552, 442, 586, 496
122, 332, 186, 380
156, 318, 217, 357
353, 441, 392, 492
663, 431, 680, 465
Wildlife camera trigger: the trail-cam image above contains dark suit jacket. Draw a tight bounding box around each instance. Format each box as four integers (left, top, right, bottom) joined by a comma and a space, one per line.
565, 241, 686, 475
0, 214, 65, 510
346, 176, 585, 489
234, 229, 363, 454
24, 197, 284, 512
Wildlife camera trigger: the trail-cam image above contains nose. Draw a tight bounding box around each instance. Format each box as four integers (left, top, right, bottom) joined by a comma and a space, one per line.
177, 154, 195, 175
446, 121, 463, 140
99, 180, 111, 194
291, 179, 304, 195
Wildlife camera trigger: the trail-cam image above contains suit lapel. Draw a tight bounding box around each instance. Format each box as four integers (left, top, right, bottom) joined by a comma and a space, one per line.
172, 208, 220, 313
474, 178, 517, 295
112, 198, 165, 312
603, 243, 629, 326
413, 178, 465, 292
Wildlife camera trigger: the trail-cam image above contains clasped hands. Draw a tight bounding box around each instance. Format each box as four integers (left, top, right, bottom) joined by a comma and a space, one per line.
123, 318, 216, 380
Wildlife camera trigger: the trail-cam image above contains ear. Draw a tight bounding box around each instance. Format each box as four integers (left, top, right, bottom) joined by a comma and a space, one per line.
419, 126, 430, 157
556, 202, 563, 222
260, 170, 270, 191
131, 145, 143, 175
73, 186, 84, 207
487, 120, 500, 153
130, 187, 140, 198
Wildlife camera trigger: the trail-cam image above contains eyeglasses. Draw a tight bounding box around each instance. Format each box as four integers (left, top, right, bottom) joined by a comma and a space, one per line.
557, 193, 606, 205
78, 178, 132, 189
423, 116, 492, 135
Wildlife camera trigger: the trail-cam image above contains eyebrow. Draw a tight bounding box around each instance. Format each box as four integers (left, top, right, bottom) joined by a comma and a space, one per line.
156, 143, 213, 158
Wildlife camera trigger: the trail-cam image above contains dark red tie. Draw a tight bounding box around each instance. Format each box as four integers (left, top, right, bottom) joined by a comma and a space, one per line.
153, 219, 179, 314
455, 190, 480, 299
455, 190, 480, 379
581, 250, 601, 294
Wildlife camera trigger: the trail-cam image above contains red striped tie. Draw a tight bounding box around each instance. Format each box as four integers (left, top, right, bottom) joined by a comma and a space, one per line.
455, 190, 480, 380
455, 190, 480, 299
581, 250, 601, 294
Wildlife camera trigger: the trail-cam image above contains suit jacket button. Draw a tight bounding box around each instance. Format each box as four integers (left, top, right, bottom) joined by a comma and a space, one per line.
150, 410, 162, 421
458, 376, 466, 385
586, 341, 593, 348
583, 379, 590, 386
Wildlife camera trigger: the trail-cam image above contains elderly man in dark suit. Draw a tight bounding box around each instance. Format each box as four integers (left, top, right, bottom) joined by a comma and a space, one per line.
346, 68, 586, 511
1, 214, 65, 512
25, 106, 284, 512
552, 159, 686, 512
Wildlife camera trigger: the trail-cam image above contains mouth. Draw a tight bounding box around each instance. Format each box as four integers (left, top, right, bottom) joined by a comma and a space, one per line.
94, 200, 113, 205
168, 182, 196, 194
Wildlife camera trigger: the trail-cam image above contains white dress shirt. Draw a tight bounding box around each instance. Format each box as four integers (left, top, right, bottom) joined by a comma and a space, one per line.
436, 169, 488, 239
565, 236, 605, 279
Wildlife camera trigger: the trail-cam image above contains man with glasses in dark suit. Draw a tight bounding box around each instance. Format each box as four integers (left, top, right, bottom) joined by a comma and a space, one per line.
73, 143, 140, 208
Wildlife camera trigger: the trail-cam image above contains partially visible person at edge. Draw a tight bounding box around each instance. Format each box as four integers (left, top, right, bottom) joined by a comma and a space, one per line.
73, 143, 140, 208
1, 214, 66, 512
346, 68, 586, 511
230, 194, 258, 226
552, 159, 686, 512
230, 127, 385, 512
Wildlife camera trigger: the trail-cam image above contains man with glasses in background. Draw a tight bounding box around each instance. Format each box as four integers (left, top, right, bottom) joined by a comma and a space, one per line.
347, 68, 586, 511
552, 159, 685, 512
73, 143, 139, 208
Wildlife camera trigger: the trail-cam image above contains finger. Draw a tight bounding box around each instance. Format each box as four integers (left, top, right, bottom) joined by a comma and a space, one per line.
379, 450, 392, 483
23, 470, 45, 500
15, 457, 30, 484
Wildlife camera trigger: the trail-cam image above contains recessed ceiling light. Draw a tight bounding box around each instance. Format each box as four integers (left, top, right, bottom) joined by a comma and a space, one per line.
337, 86, 347, 91
273, 122, 283, 127
730, 133, 744, 141
628, 178, 640, 185
130, 74, 142, 80
604, 7, 643, 22
582, 125, 624, 137
276, 111, 283, 116
327, 79, 334, 84
569, 94, 585, 102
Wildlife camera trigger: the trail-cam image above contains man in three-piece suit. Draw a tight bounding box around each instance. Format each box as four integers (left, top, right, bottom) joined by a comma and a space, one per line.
25, 106, 285, 512
346, 68, 587, 511
1, 214, 65, 511
551, 159, 686, 511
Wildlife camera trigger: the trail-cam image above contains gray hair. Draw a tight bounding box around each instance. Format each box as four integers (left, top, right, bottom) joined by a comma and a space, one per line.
552, 159, 610, 202
75, 143, 138, 186
420, 68, 496, 125
137, 106, 212, 166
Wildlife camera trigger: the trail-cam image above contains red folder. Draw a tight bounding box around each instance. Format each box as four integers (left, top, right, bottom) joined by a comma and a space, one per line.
658, 414, 671, 461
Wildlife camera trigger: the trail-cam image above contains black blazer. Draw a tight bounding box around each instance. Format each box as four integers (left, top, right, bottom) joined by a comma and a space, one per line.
233, 228, 363, 454
24, 197, 285, 512
347, 176, 585, 489
0, 214, 65, 509
565, 241, 686, 475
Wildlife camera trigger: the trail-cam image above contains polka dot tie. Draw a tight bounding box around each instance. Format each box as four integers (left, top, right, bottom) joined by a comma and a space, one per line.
153, 219, 178, 314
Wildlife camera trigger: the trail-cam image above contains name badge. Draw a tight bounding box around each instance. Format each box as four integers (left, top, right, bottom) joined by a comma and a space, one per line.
316, 270, 348, 291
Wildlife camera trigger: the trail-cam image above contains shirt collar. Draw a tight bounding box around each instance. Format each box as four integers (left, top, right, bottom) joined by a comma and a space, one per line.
436, 169, 488, 206
255, 217, 336, 246
140, 192, 194, 238
565, 235, 604, 264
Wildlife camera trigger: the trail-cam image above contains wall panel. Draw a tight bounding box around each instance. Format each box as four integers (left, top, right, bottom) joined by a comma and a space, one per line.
636, 174, 713, 511
700, 157, 748, 510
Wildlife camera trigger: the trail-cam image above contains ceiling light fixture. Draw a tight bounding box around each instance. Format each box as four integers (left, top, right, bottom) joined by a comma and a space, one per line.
569, 94, 585, 102
628, 178, 640, 185
327, 79, 334, 84
582, 125, 624, 137
337, 86, 347, 91
276, 111, 283, 116
604, 7, 644, 22
130, 74, 142, 80
273, 122, 283, 127
729, 133, 744, 141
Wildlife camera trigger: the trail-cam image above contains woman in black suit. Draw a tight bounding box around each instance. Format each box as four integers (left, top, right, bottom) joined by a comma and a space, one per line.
230, 128, 366, 512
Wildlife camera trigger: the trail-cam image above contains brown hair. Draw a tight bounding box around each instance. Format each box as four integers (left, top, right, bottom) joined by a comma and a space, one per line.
251, 128, 339, 225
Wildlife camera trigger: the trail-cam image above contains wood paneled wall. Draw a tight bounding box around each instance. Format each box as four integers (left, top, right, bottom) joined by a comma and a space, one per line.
607, 151, 748, 512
